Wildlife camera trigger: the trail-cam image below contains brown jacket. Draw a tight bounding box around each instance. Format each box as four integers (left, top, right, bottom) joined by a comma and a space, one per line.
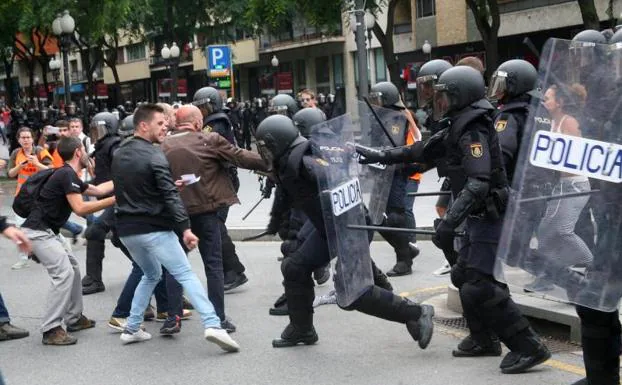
161, 130, 269, 215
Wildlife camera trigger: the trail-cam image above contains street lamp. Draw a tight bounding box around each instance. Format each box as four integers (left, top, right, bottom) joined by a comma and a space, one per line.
271, 55, 279, 94
422, 40, 432, 61
52, 10, 75, 110
34, 76, 40, 108
349, 2, 371, 98
49, 57, 61, 106
161, 42, 181, 101
91, 71, 98, 104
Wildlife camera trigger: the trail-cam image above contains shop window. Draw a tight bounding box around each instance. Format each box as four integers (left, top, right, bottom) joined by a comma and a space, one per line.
374, 49, 387, 82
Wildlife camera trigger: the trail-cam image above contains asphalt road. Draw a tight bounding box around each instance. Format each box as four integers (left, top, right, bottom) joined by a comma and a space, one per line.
0, 239, 586, 385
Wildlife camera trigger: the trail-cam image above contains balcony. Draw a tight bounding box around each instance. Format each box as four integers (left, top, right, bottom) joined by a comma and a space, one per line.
259, 25, 344, 52
149, 53, 193, 67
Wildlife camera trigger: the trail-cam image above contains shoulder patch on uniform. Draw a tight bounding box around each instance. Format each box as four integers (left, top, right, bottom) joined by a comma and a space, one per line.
391, 125, 400, 135
470, 143, 483, 158
495, 120, 507, 132
202, 125, 213, 134
315, 158, 329, 166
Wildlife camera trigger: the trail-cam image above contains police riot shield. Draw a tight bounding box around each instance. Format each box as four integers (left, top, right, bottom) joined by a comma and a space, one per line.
310, 114, 375, 308
356, 101, 407, 224
496, 38, 622, 311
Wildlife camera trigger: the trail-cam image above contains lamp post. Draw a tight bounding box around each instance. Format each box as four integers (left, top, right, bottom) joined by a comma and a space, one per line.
349, 1, 370, 99
364, 11, 375, 84
52, 10, 75, 110
161, 42, 181, 102
91, 71, 98, 104
271, 55, 279, 94
49, 57, 61, 106
422, 40, 432, 61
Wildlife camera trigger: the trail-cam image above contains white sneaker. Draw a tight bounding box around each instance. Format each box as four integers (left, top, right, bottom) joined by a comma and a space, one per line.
313, 290, 337, 307
120, 329, 152, 344
433, 263, 452, 276
204, 327, 240, 352
11, 259, 29, 270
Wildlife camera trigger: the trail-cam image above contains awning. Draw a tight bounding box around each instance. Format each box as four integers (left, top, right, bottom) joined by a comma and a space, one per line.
55, 84, 85, 95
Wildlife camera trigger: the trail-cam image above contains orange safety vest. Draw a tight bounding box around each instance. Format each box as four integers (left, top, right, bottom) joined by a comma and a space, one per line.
404, 111, 423, 182
14, 147, 53, 195
51, 148, 64, 168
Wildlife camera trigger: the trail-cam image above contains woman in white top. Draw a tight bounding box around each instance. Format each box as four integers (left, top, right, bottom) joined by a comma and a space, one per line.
527, 84, 594, 292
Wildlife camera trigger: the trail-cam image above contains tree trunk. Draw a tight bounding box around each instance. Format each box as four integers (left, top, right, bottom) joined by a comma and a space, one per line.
3, 58, 14, 106
465, 0, 501, 79
371, 0, 403, 89
577, 0, 601, 30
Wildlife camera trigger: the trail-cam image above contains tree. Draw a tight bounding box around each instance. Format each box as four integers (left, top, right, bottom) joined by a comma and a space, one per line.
465, 0, 500, 78
577, 0, 600, 30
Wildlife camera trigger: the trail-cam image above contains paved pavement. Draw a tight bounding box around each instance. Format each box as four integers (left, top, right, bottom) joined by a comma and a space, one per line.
0, 239, 586, 385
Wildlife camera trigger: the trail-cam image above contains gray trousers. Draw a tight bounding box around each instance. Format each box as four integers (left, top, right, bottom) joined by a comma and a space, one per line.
22, 228, 83, 333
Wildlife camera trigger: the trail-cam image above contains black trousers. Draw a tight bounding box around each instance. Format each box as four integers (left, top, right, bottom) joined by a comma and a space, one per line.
281, 220, 422, 330
218, 207, 246, 275
84, 206, 115, 283
576, 306, 621, 385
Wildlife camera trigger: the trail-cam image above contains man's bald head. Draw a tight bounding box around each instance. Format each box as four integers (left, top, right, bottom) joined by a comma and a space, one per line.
176, 105, 203, 132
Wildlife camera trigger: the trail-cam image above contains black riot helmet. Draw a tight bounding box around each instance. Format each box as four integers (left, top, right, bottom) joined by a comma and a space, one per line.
268, 94, 299, 117
416, 59, 453, 108
292, 107, 327, 138
572, 29, 608, 44
124, 100, 134, 112
89, 111, 119, 142
433, 66, 485, 120
255, 114, 306, 165
611, 28, 622, 44
570, 29, 608, 76
192, 87, 222, 115
488, 59, 538, 101
369, 81, 405, 109
119, 114, 135, 138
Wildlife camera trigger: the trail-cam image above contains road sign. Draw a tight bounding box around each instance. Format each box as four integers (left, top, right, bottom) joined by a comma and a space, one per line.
206, 45, 231, 77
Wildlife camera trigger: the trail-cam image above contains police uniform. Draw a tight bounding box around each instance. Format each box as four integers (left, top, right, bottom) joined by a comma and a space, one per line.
270, 125, 433, 348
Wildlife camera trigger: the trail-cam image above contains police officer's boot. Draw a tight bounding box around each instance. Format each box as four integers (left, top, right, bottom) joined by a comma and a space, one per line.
452, 333, 502, 357
272, 284, 317, 348
499, 327, 551, 374
350, 286, 434, 349
371, 260, 393, 292
384, 238, 416, 277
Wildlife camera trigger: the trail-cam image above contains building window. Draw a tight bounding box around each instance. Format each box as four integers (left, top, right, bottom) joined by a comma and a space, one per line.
416, 0, 436, 18
374, 49, 386, 82
126, 43, 146, 62
332, 54, 344, 89
295, 59, 306, 91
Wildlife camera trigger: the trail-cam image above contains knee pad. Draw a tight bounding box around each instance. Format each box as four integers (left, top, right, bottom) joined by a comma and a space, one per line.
281, 257, 311, 283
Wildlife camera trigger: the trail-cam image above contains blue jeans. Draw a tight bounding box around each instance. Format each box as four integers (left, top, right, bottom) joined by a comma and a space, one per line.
62, 220, 83, 235
120, 231, 221, 333
0, 291, 10, 323
404, 179, 419, 242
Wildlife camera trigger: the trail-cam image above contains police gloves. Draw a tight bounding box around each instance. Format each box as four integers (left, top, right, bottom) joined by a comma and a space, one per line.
432, 218, 455, 252
355, 144, 388, 164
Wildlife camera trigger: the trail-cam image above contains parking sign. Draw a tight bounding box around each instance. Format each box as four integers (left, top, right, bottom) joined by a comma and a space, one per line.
206, 45, 231, 77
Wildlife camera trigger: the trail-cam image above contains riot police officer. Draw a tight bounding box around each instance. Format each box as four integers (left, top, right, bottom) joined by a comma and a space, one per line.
357, 66, 551, 374
82, 112, 121, 295
268, 94, 299, 117
368, 81, 419, 276
415, 59, 453, 134
255, 114, 434, 348
192, 87, 248, 291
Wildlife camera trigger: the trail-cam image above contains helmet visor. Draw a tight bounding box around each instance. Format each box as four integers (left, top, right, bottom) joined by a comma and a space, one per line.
256, 140, 274, 165
416, 75, 437, 108
268, 105, 288, 116
368, 91, 385, 107
432, 86, 451, 121
89, 120, 108, 142
487, 70, 508, 100
569, 42, 597, 82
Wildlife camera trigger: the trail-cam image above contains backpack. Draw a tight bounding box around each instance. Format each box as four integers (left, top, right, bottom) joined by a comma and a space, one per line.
12, 168, 57, 218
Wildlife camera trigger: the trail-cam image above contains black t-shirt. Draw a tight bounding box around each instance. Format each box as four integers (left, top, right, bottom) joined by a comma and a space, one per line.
23, 165, 88, 234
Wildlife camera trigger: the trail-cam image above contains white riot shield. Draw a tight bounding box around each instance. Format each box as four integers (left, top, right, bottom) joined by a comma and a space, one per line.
496, 38, 622, 311
310, 114, 374, 308
356, 102, 407, 224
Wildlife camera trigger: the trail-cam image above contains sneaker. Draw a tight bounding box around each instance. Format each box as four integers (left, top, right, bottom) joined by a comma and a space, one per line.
156, 309, 192, 322
120, 329, 152, 345
42, 326, 77, 346
144, 305, 155, 321
221, 318, 237, 333
433, 263, 452, 276
182, 296, 194, 310
204, 327, 240, 352
0, 322, 29, 341
11, 258, 29, 270
313, 290, 337, 307
386, 262, 413, 277
108, 317, 127, 332
160, 315, 181, 335
66, 315, 96, 332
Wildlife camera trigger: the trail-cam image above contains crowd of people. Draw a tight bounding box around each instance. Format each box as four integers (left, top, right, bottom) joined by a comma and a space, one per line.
1, 28, 621, 385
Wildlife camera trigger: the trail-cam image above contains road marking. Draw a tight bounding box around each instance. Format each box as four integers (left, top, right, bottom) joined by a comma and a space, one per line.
399, 285, 447, 298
